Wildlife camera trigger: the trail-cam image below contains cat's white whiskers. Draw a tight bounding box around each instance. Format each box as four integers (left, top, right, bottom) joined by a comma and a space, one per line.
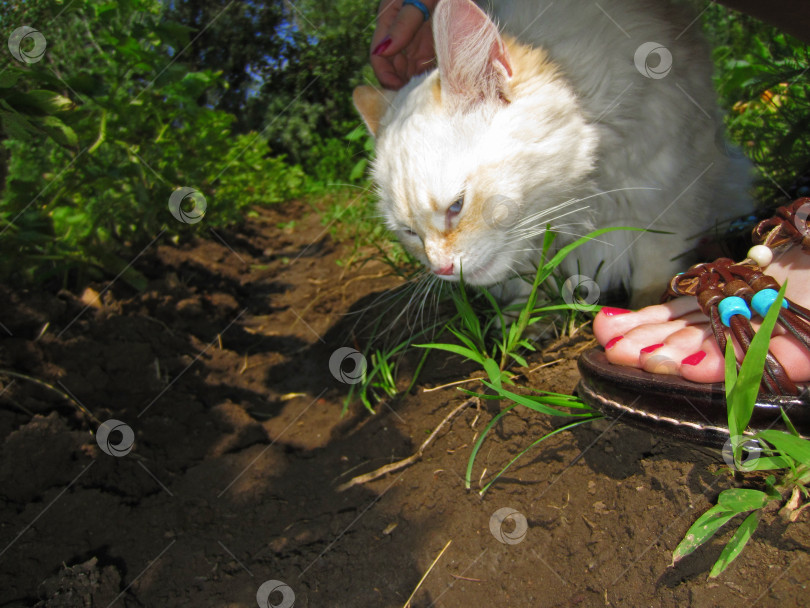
414, 275, 435, 332
509, 187, 662, 236
510, 204, 593, 232
565, 186, 662, 203
344, 269, 438, 342
509, 220, 589, 239
510, 224, 616, 246
510, 198, 587, 229
403, 273, 432, 325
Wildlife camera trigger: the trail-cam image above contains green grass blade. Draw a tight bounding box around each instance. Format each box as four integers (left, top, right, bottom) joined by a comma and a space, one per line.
480, 288, 507, 338
415, 343, 485, 365
724, 340, 738, 416
454, 277, 485, 350
716, 488, 771, 511
672, 504, 738, 564
530, 303, 604, 314
780, 408, 801, 437
728, 282, 787, 436
479, 415, 602, 495
541, 229, 557, 261
446, 327, 482, 354
483, 358, 503, 388
709, 511, 761, 578
542, 227, 644, 275
405, 347, 431, 394
756, 430, 810, 467
481, 381, 596, 417
465, 403, 518, 489
746, 455, 793, 471
510, 352, 529, 368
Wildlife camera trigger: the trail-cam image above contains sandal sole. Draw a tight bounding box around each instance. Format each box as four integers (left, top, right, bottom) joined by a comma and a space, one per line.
577, 349, 810, 447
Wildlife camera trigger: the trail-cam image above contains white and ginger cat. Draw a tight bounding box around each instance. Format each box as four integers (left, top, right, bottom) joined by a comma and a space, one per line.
354, 0, 751, 306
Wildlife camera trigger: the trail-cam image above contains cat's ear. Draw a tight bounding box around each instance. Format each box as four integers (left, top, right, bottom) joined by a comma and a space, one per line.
433, 0, 512, 109
353, 85, 394, 136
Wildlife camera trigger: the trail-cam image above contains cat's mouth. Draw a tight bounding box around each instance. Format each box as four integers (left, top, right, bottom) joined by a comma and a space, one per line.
430, 256, 505, 285
460, 257, 501, 285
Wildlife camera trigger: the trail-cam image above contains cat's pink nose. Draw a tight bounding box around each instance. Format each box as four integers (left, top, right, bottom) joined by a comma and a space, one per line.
434, 263, 454, 276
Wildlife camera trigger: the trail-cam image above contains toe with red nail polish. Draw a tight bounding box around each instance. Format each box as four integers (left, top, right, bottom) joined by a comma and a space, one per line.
681, 351, 707, 366
601, 307, 632, 317
640, 343, 664, 354
605, 335, 624, 349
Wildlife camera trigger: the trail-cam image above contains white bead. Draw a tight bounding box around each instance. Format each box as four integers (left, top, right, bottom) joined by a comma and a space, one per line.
748, 244, 773, 267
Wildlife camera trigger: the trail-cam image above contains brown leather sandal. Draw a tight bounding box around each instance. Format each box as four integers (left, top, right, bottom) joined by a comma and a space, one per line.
578, 198, 810, 447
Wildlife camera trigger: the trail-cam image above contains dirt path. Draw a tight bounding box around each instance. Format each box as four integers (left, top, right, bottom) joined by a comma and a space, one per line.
0, 201, 807, 607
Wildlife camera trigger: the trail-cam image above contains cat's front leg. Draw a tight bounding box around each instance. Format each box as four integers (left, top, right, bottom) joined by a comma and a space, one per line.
628, 243, 690, 307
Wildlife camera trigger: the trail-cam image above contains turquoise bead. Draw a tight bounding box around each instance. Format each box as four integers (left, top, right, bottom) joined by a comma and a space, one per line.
718, 296, 751, 327
751, 288, 788, 317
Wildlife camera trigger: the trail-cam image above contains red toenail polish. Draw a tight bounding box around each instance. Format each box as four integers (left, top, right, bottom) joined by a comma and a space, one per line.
372, 37, 392, 55
601, 307, 632, 316
605, 336, 623, 349
681, 351, 707, 366
640, 343, 664, 353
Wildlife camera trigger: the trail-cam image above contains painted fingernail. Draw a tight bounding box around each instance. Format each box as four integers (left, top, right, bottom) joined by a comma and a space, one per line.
640, 343, 664, 354
605, 335, 624, 349
601, 307, 632, 316
372, 37, 392, 56
681, 351, 707, 366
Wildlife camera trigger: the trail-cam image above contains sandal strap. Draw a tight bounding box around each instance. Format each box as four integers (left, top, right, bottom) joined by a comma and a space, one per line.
664, 199, 810, 397
752, 197, 810, 252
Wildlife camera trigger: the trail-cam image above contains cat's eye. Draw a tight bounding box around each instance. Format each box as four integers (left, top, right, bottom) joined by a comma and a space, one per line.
448, 197, 464, 215
402, 228, 418, 237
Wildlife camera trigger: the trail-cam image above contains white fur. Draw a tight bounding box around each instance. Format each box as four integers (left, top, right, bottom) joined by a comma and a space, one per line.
368, 0, 751, 304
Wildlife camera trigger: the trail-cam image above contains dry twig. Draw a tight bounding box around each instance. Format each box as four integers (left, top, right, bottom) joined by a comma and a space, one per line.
403, 540, 452, 608
336, 398, 476, 492
0, 369, 101, 425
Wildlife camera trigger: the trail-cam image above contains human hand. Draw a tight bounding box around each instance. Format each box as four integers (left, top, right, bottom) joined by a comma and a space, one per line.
370, 0, 440, 90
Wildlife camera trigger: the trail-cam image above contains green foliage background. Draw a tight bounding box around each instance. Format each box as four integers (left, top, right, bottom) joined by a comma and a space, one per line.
0, 0, 807, 288
0, 0, 375, 286
704, 5, 810, 203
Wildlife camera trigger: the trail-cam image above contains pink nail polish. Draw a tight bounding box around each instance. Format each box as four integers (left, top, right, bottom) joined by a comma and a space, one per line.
601, 307, 632, 317
681, 351, 707, 366
605, 335, 624, 349
373, 37, 392, 56
640, 343, 664, 354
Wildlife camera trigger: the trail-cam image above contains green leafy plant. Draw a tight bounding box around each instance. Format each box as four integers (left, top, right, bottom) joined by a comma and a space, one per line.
702, 7, 810, 204
1, 0, 306, 287
673, 283, 810, 577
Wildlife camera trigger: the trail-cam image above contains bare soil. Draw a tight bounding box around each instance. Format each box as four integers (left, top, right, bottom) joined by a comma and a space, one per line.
1, 200, 807, 608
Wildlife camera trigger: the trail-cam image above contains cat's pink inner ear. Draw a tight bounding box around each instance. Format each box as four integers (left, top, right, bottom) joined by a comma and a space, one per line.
433, 0, 512, 107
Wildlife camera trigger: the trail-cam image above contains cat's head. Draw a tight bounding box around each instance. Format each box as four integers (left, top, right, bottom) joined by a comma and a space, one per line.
354, 0, 597, 285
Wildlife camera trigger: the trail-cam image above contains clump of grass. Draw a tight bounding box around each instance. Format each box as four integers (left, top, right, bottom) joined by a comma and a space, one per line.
462, 384, 601, 494
673, 283, 810, 577
413, 226, 640, 493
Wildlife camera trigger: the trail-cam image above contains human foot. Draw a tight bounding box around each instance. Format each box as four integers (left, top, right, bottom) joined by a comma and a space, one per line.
593, 201, 810, 387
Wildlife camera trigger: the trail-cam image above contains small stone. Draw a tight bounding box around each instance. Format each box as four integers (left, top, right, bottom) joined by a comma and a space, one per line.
80, 287, 103, 310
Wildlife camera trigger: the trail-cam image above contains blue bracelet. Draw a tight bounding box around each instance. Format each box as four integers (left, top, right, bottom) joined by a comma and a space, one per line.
403, 0, 431, 21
